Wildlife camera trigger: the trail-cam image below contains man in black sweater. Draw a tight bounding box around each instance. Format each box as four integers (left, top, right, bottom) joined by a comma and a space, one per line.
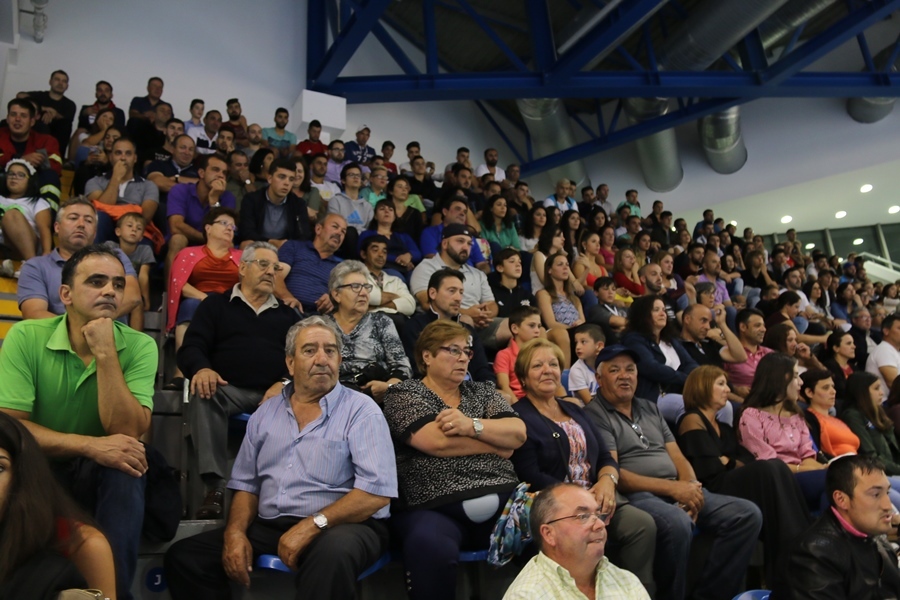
177, 241, 300, 519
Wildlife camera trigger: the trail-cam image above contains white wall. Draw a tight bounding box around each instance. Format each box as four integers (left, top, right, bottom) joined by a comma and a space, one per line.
2, 0, 308, 132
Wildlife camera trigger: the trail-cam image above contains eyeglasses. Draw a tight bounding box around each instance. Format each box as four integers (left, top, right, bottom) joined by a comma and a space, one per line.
244, 259, 283, 272
439, 346, 474, 360
345, 173, 362, 179
630, 422, 651, 449
213, 220, 238, 231
6, 171, 28, 180
545, 511, 611, 526
337, 282, 374, 293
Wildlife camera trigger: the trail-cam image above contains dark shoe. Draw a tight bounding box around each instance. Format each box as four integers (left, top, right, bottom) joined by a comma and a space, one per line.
163, 377, 185, 391
195, 488, 224, 520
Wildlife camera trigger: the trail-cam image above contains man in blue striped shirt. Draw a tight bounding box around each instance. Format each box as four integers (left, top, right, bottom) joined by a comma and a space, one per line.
165, 316, 398, 599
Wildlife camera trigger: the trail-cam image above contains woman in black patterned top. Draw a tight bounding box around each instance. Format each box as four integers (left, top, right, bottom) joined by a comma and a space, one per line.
325, 260, 411, 402
382, 320, 526, 600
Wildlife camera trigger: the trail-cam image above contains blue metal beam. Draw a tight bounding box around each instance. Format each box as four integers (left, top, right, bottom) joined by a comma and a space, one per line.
424, 0, 439, 75
434, 0, 528, 34
762, 0, 900, 86
307, 0, 329, 86
547, 0, 668, 84
738, 30, 768, 73
310, 0, 395, 88
453, 0, 529, 72
520, 97, 745, 177
343, 0, 420, 76
317, 71, 900, 103
524, 0, 556, 73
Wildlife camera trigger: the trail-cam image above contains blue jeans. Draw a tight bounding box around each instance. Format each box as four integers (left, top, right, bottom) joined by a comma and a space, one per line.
792, 315, 810, 334
54, 458, 146, 600
627, 489, 762, 600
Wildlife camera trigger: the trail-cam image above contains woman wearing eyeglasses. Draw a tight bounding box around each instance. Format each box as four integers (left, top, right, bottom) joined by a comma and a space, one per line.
509, 338, 657, 594
324, 260, 411, 402
166, 206, 242, 388
0, 160, 52, 278
679, 365, 811, 589
382, 320, 526, 600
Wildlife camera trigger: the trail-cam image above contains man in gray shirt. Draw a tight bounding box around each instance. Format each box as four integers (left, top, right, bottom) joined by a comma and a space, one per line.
85, 137, 159, 243
585, 345, 762, 600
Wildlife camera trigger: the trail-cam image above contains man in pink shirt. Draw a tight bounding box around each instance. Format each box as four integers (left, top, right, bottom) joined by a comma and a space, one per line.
724, 308, 773, 399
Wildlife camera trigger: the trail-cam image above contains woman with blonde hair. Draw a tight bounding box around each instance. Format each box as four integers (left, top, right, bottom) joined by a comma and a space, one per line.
536, 252, 586, 368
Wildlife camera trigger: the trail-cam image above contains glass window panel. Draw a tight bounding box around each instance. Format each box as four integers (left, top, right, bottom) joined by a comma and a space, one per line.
829, 226, 880, 261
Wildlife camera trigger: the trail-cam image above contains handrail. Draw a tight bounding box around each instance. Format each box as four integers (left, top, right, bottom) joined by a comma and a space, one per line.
859, 252, 900, 271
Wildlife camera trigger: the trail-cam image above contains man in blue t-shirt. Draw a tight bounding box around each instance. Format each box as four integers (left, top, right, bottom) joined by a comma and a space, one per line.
261, 107, 297, 158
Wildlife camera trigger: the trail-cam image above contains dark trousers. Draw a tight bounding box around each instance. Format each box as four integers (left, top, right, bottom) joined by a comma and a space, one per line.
390, 500, 504, 600
164, 516, 389, 600
53, 458, 146, 600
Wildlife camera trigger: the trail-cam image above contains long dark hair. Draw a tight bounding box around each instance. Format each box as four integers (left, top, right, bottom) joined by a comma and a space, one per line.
368, 199, 395, 231
537, 223, 563, 256
249, 147, 274, 179
626, 294, 677, 343
560, 209, 582, 248
803, 280, 827, 310
0, 164, 41, 199
763, 322, 795, 354
0, 412, 90, 581
522, 204, 546, 239
481, 194, 514, 231
845, 371, 893, 432
744, 353, 800, 414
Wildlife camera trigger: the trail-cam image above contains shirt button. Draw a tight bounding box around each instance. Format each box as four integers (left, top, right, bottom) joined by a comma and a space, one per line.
288, 464, 292, 468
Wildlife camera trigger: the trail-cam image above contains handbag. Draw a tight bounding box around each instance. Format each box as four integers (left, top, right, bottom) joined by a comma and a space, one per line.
487, 482, 535, 567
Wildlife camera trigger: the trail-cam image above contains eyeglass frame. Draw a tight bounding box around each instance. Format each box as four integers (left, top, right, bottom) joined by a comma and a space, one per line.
336, 282, 374, 293
438, 346, 474, 360
212, 220, 238, 231
243, 258, 283, 272
544, 511, 611, 526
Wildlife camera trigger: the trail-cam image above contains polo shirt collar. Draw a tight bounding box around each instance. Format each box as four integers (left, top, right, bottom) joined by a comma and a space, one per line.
596, 393, 642, 422
49, 248, 66, 265
46, 313, 127, 355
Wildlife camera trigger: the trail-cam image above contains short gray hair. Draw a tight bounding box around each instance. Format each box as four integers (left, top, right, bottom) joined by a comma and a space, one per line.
285, 315, 343, 357
529, 482, 576, 552
241, 241, 278, 263
328, 260, 370, 293
851, 306, 870, 320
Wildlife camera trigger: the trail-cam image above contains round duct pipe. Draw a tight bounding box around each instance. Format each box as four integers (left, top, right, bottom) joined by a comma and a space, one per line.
699, 107, 748, 174
516, 98, 590, 189
624, 98, 683, 193
847, 46, 899, 124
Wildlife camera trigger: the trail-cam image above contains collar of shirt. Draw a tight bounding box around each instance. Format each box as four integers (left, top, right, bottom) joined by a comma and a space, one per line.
278, 380, 344, 435
47, 313, 127, 356
230, 283, 279, 314
536, 552, 612, 594
831, 507, 868, 538
265, 190, 287, 206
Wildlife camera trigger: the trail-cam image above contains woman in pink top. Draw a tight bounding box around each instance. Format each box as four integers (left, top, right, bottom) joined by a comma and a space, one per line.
738, 353, 828, 511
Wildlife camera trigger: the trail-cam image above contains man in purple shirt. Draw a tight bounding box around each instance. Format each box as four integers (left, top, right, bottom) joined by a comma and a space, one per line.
164, 316, 397, 599
165, 154, 236, 274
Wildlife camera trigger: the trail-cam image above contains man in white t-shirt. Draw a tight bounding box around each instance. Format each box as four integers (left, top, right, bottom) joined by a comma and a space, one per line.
866, 314, 900, 397
474, 147, 506, 185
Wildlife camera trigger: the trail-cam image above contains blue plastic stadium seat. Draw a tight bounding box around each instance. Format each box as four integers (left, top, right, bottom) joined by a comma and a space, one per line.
232, 413, 251, 423
732, 591, 770, 600
458, 549, 489, 562
256, 552, 392, 581
561, 369, 570, 395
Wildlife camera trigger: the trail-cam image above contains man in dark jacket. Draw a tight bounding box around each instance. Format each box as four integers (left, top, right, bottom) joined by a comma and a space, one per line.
239, 157, 312, 248
773, 455, 900, 599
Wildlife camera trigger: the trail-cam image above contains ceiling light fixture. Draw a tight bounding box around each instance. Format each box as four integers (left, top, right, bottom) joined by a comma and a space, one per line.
853, 238, 864, 246
860, 184, 873, 193
729, 220, 737, 226
780, 215, 792, 224
890, 206, 900, 214
835, 211, 847, 219
805, 243, 815, 250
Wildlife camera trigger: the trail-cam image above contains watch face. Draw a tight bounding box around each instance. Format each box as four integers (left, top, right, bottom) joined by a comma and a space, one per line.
313, 513, 328, 529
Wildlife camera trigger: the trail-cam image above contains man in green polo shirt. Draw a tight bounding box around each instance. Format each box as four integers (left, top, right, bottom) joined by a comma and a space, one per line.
0, 244, 157, 600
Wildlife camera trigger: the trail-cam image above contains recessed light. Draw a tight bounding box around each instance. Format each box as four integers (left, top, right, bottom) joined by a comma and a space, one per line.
805, 243, 816, 250
853, 238, 864, 246
890, 205, 900, 214
860, 184, 873, 193
835, 211, 847, 219
781, 215, 792, 224
729, 220, 737, 226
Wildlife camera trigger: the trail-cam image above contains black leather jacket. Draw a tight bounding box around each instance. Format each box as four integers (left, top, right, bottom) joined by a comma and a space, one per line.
772, 510, 900, 600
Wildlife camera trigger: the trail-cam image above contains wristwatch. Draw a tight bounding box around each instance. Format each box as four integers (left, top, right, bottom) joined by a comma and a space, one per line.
599, 472, 619, 487
174, 174, 179, 183
312, 512, 328, 530
472, 417, 484, 438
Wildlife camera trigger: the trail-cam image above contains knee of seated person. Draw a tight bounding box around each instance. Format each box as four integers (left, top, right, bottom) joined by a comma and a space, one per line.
1, 209, 26, 226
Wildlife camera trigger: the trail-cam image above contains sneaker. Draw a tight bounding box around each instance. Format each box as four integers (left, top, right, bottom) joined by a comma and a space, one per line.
0, 259, 14, 278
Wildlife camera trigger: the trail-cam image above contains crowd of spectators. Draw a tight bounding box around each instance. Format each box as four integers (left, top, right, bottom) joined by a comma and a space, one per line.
3, 71, 900, 599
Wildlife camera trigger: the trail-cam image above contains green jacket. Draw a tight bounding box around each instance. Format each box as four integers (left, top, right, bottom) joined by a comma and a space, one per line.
840, 407, 900, 475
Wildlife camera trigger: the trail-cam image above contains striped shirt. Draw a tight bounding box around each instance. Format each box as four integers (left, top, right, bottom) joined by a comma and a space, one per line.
278, 240, 342, 309
229, 382, 398, 520
503, 553, 649, 600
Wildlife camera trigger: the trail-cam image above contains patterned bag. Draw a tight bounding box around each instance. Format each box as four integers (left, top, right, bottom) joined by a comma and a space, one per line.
488, 481, 535, 567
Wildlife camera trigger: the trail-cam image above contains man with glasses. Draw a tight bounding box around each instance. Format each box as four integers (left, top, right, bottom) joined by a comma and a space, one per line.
504, 482, 649, 599
585, 345, 762, 600
177, 241, 300, 519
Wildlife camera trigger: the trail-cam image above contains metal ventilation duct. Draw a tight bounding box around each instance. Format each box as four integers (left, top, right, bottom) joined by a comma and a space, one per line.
697, 0, 838, 174
698, 107, 747, 174
516, 98, 589, 188
628, 0, 789, 187
847, 44, 900, 123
